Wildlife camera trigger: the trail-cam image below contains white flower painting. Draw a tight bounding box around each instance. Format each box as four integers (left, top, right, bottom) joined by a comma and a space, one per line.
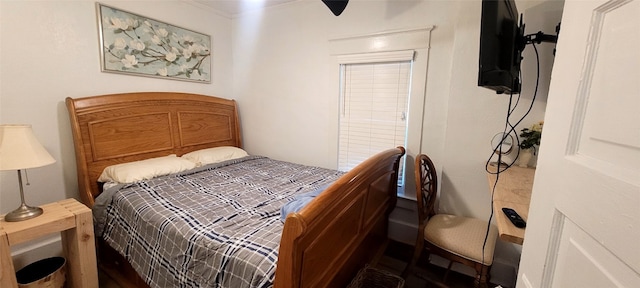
97, 4, 211, 83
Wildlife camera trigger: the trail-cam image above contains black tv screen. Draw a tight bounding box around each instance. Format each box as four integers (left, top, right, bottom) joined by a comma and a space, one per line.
478, 0, 523, 94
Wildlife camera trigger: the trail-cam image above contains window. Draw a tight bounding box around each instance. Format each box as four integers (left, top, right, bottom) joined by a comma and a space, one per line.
337, 51, 415, 186
338, 61, 411, 184
329, 27, 433, 198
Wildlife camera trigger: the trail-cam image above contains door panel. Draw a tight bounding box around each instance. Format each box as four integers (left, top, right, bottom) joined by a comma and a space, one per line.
518, 0, 640, 287
571, 0, 640, 176
551, 216, 640, 287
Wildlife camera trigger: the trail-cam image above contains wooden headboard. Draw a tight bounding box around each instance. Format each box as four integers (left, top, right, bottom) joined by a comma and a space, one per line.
65, 92, 242, 207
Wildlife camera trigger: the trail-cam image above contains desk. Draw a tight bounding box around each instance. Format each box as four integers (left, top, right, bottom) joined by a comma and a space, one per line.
0, 198, 98, 288
487, 165, 535, 245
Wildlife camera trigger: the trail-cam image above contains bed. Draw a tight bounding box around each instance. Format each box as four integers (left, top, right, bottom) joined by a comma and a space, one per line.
65, 92, 405, 288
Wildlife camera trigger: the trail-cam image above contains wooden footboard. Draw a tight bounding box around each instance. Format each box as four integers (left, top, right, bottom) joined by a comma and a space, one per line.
276, 147, 405, 288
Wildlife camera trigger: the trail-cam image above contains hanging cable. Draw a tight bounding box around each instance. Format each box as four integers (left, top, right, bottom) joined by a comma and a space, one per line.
481, 39, 542, 267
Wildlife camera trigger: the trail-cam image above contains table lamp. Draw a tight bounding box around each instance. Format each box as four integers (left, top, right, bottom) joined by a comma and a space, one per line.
0, 124, 56, 222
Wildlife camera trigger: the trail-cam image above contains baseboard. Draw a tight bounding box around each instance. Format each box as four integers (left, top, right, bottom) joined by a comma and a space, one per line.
388, 217, 417, 245
491, 258, 518, 287
388, 197, 419, 245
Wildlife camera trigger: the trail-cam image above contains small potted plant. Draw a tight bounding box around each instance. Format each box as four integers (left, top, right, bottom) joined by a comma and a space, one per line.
518, 121, 543, 167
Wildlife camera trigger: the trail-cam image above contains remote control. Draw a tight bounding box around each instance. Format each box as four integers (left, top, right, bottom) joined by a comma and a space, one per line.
502, 207, 526, 228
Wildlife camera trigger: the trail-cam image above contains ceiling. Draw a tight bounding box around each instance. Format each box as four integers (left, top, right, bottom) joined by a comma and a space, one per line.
191, 0, 299, 17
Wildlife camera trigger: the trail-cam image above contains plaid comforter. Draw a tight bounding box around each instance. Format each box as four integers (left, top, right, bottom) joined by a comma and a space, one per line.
93, 156, 344, 288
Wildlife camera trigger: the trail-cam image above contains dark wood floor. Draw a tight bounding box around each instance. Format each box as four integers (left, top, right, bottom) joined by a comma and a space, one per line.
99, 240, 498, 288
377, 240, 498, 288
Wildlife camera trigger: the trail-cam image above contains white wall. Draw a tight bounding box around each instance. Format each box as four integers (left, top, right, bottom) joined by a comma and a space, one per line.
0, 0, 232, 267
232, 0, 457, 169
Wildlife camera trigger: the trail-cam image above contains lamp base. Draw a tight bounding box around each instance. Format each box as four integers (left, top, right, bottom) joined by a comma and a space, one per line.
4, 203, 43, 222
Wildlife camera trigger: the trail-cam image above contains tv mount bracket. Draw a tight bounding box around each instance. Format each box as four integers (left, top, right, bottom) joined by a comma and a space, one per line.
517, 22, 561, 56
525, 22, 560, 45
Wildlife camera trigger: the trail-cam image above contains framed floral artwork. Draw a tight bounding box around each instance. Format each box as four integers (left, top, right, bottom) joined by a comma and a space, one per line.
96, 3, 211, 83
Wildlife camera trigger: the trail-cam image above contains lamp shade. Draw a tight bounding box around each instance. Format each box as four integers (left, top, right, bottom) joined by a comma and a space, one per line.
0, 124, 56, 170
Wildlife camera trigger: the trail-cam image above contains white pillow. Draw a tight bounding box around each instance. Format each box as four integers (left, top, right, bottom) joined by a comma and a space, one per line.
98, 154, 197, 183
181, 146, 249, 167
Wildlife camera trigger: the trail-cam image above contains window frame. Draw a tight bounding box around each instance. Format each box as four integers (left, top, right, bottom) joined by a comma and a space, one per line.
329, 27, 434, 198
337, 56, 414, 186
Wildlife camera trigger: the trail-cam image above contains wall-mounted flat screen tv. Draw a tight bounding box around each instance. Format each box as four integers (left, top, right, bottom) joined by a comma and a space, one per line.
478, 0, 523, 94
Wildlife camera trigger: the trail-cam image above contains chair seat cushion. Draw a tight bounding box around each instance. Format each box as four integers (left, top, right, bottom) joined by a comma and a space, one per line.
424, 214, 498, 265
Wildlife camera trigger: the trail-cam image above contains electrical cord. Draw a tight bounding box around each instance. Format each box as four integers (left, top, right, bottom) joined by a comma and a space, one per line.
481, 39, 542, 267
485, 40, 541, 175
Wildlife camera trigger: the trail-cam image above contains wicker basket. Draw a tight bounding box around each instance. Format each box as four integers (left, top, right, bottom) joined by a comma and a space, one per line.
346, 266, 405, 288
16, 257, 66, 288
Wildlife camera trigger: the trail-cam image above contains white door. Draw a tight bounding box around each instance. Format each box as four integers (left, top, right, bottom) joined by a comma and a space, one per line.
518, 0, 640, 287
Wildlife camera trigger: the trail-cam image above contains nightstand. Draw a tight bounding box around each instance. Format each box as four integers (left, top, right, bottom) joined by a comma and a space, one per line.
0, 198, 98, 287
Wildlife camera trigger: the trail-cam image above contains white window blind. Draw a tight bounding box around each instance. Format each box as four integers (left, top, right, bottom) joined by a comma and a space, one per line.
338, 60, 411, 172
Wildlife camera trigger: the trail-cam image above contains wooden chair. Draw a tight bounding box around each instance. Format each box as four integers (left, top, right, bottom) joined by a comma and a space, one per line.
402, 154, 498, 287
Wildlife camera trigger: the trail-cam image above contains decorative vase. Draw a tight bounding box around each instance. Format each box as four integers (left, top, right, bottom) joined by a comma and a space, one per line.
518, 148, 533, 168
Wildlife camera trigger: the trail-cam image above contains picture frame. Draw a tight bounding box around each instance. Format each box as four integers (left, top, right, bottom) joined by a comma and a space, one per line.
96, 3, 211, 83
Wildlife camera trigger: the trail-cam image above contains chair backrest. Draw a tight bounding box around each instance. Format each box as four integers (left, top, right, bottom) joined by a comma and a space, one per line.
415, 154, 438, 228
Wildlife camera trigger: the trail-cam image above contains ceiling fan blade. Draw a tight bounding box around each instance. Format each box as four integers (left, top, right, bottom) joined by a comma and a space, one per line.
322, 0, 349, 16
